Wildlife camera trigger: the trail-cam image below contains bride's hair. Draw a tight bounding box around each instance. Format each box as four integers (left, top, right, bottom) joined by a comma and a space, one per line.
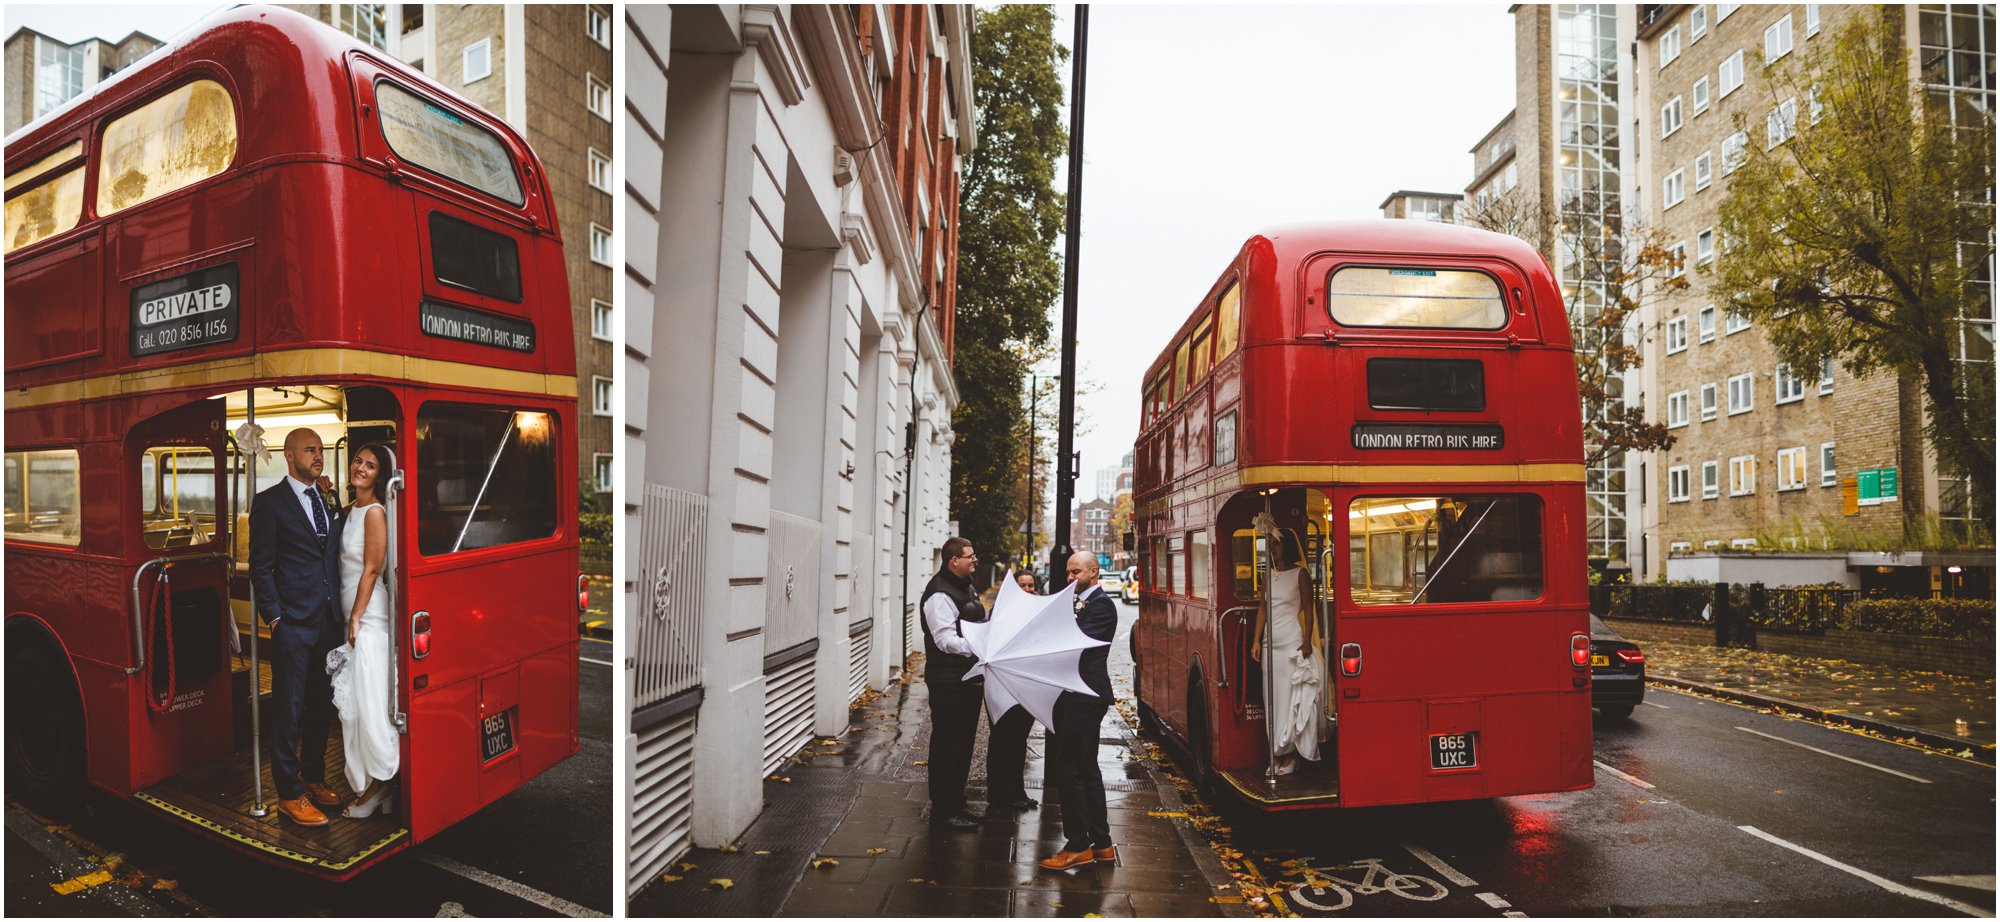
348, 441, 393, 507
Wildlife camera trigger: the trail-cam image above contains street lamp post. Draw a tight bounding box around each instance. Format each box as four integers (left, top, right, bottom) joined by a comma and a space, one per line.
1048, 4, 1089, 584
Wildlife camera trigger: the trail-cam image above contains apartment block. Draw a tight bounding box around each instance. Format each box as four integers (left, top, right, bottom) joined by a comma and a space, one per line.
4, 27, 164, 134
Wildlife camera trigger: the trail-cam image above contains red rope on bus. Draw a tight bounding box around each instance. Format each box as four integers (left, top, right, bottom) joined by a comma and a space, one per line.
145, 569, 177, 714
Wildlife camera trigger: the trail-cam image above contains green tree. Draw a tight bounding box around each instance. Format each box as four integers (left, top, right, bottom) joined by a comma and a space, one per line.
949, 5, 1068, 586
1712, 10, 1995, 528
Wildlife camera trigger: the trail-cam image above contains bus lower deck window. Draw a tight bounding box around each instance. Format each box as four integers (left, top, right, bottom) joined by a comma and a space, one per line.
1347, 495, 1543, 604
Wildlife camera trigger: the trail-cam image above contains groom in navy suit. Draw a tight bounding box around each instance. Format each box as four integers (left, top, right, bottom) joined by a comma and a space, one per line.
248, 427, 345, 827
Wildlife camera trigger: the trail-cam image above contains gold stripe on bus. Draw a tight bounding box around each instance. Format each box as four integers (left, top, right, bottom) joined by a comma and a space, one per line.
134, 791, 410, 870
5, 347, 578, 410
1136, 462, 1586, 519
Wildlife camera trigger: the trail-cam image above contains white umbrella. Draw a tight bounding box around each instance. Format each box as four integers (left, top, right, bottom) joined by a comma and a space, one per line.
961, 570, 1111, 728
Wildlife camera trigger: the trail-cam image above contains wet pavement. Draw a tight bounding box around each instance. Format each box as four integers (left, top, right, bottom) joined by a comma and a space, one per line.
628, 662, 1244, 916
1605, 619, 1995, 759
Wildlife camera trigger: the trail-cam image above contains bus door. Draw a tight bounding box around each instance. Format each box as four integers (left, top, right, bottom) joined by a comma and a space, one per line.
127, 398, 234, 788
1333, 490, 1578, 807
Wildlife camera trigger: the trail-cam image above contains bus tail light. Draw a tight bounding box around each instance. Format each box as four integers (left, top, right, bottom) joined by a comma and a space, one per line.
412, 610, 433, 660
1616, 648, 1646, 665
1339, 643, 1362, 677
577, 574, 590, 612
1571, 633, 1590, 668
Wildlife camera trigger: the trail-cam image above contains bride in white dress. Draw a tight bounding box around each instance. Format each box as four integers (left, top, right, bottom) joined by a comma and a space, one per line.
1252, 519, 1323, 775
332, 442, 399, 817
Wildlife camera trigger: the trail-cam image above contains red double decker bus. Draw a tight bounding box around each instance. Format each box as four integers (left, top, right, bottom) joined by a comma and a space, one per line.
5, 6, 582, 877
1131, 220, 1594, 810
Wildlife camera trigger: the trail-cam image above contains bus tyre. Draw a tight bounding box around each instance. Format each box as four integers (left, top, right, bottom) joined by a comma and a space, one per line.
6, 643, 85, 813
1186, 684, 1217, 801
1597, 703, 1635, 719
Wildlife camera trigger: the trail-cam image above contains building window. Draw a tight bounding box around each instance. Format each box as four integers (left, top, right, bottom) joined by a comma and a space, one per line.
587, 6, 611, 48
1765, 14, 1794, 61
587, 74, 612, 121
34, 38, 85, 119
1718, 3, 1741, 21
1662, 169, 1686, 209
1693, 75, 1711, 115
1766, 97, 1798, 148
588, 149, 611, 192
590, 223, 612, 266
1694, 151, 1714, 191
1666, 317, 1689, 354
591, 299, 613, 342
1701, 460, 1721, 499
1668, 242, 1688, 278
1667, 391, 1690, 428
1696, 229, 1716, 266
1729, 455, 1757, 496
1775, 363, 1806, 403
593, 376, 613, 417
1725, 309, 1752, 334
338, 4, 388, 50
1720, 50, 1745, 98
1808, 84, 1825, 124
1806, 4, 1821, 37
1699, 305, 1717, 343
1819, 357, 1835, 394
1661, 97, 1685, 137
1668, 465, 1692, 502
463, 38, 492, 83
1777, 446, 1808, 491
1730, 537, 1759, 550
1727, 372, 1754, 414
1820, 442, 1836, 486
1671, 540, 1694, 552
1700, 382, 1719, 420
593, 453, 613, 492
1722, 131, 1749, 173
1692, 5, 1709, 39
1662, 25, 1683, 66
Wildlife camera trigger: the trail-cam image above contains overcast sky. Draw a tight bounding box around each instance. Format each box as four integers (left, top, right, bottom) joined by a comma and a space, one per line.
1050, 4, 1519, 504
5, 4, 221, 45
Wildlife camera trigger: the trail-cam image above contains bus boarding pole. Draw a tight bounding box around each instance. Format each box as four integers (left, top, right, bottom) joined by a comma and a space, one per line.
1260, 501, 1279, 786
245, 393, 270, 818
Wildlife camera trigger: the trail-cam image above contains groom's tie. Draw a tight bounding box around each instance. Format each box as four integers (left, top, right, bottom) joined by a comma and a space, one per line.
305, 485, 328, 547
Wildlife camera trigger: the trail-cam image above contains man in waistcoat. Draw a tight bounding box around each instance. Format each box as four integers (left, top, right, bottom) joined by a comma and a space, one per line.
920, 537, 986, 829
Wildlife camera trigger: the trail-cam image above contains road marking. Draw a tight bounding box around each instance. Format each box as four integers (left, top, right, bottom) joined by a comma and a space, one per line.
1918, 875, 1998, 891
580, 656, 614, 667
414, 852, 609, 917
1477, 892, 1513, 909
1593, 760, 1656, 790
1402, 842, 1478, 887
1643, 700, 1670, 709
436, 902, 471, 917
1734, 727, 1931, 783
1737, 826, 1989, 917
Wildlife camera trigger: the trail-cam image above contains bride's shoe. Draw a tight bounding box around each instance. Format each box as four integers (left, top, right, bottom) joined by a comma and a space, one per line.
343, 784, 396, 819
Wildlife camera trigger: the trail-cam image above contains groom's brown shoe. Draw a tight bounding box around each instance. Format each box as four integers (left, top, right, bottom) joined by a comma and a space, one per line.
304, 782, 342, 808
277, 797, 329, 827
1092, 846, 1118, 864
1039, 848, 1096, 870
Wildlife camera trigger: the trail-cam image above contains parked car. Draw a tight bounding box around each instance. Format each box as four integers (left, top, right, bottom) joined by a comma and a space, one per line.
1589, 614, 1646, 718
1100, 569, 1125, 596
1121, 566, 1139, 603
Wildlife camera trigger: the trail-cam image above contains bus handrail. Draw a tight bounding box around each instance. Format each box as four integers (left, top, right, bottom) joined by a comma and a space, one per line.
383, 460, 408, 733
126, 552, 234, 675
1216, 607, 1256, 688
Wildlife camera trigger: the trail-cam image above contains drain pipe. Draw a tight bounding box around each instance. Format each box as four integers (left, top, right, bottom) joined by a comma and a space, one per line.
898, 372, 918, 673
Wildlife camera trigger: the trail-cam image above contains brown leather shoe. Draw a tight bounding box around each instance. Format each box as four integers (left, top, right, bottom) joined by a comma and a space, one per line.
1092, 845, 1118, 864
1039, 848, 1096, 870
304, 782, 342, 808
276, 797, 329, 827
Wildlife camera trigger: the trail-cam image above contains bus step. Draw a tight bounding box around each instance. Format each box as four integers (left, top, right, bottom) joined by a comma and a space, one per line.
1219, 763, 1339, 806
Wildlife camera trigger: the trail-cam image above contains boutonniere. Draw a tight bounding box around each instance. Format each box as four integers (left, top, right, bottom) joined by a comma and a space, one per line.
319, 486, 341, 516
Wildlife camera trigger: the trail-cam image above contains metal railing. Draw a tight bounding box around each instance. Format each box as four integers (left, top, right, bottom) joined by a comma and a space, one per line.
765, 511, 822, 654
632, 484, 706, 711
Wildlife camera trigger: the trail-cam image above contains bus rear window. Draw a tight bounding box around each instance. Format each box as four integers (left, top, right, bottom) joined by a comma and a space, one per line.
417, 404, 557, 555
1328, 266, 1506, 329
1348, 495, 1542, 605
1368, 358, 1486, 411
430, 212, 523, 302
377, 81, 524, 205
4, 142, 84, 253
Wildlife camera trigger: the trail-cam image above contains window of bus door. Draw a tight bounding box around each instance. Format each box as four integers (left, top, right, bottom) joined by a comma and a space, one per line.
417, 404, 558, 555
141, 446, 220, 549
4, 141, 84, 253
1326, 266, 1507, 330
97, 79, 237, 217
1214, 282, 1240, 360
3, 449, 81, 546
375, 80, 525, 206
1347, 495, 1544, 605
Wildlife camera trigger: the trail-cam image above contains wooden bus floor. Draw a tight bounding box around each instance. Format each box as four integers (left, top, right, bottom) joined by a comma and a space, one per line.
135, 728, 408, 876
1220, 754, 1340, 806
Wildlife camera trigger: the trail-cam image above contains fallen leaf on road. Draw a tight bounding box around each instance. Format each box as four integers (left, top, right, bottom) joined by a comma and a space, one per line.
719, 844, 741, 854
866, 848, 888, 856
659, 874, 683, 883
676, 861, 698, 873
151, 879, 178, 891
51, 870, 113, 895
810, 858, 839, 870
706, 878, 734, 891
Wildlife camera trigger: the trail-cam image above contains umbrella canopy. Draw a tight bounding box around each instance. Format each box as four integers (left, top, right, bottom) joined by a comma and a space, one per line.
962, 570, 1111, 728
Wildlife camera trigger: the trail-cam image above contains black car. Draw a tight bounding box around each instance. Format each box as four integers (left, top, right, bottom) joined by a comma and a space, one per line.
1589, 614, 1645, 718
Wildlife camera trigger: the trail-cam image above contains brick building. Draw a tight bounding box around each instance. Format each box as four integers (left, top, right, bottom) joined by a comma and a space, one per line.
279, 3, 617, 498
3, 27, 163, 134
1072, 497, 1115, 562
1378, 189, 1464, 222
1629, 4, 1995, 581
624, 3, 974, 895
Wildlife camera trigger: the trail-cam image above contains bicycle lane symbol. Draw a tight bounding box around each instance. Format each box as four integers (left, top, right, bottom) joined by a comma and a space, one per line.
1281, 856, 1449, 915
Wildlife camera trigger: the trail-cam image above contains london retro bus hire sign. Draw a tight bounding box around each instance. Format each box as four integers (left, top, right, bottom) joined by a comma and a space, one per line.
131, 263, 240, 356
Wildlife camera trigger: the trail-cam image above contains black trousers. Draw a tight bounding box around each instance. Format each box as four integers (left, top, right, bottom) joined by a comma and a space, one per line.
986, 705, 1035, 803
1049, 693, 1111, 851
926, 678, 983, 814
269, 614, 338, 801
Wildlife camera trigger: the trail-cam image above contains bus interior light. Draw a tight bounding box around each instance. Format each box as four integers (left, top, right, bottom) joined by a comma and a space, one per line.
1570, 633, 1590, 667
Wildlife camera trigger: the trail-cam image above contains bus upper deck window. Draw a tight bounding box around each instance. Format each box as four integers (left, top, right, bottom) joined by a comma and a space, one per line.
97, 79, 237, 217
1214, 282, 1240, 360
1327, 266, 1506, 330
5, 141, 85, 253
376, 81, 525, 206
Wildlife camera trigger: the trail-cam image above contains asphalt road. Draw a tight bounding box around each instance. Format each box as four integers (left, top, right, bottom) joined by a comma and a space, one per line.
1112, 597, 1998, 918
7, 637, 614, 917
